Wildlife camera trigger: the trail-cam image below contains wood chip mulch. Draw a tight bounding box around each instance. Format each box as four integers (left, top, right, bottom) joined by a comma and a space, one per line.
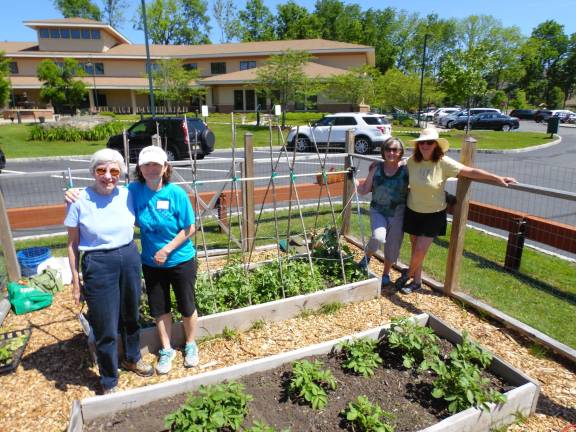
1, 249, 575, 432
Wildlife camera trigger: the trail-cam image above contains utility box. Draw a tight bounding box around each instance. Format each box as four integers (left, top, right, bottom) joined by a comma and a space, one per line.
546, 116, 559, 135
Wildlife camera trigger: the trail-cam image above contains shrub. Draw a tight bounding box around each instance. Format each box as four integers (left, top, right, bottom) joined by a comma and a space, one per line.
27, 121, 126, 141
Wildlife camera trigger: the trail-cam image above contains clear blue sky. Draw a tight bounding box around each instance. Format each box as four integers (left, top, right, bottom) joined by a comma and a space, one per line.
1, 0, 574, 44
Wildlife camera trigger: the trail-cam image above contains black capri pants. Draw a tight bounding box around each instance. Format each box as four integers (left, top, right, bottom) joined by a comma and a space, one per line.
143, 257, 197, 318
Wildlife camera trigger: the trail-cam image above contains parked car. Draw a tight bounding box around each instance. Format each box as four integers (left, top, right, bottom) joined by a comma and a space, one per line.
438, 108, 501, 128
534, 109, 574, 123
0, 147, 5, 172
451, 113, 520, 131
550, 110, 576, 124
508, 109, 535, 120
107, 117, 215, 162
433, 107, 460, 123
286, 112, 392, 155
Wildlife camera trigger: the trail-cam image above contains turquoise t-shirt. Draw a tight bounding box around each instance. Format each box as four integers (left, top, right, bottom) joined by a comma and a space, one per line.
64, 186, 135, 251
370, 163, 409, 217
129, 182, 196, 268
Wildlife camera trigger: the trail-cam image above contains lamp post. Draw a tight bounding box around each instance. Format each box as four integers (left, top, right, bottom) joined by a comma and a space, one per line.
86, 61, 98, 113
417, 34, 429, 128
141, 0, 156, 116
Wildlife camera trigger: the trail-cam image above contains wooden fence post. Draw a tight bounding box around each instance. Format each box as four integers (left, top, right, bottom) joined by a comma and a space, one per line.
242, 133, 255, 252
505, 218, 527, 270
0, 189, 21, 282
444, 136, 476, 295
341, 130, 355, 236
216, 196, 228, 233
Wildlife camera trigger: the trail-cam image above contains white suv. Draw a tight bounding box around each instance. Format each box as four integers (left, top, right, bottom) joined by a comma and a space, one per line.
286, 113, 392, 154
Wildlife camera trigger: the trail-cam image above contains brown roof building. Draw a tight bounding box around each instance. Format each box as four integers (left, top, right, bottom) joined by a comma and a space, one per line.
1, 18, 375, 114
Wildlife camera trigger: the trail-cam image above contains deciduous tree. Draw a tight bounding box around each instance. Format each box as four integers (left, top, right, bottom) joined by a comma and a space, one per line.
0, 53, 11, 108
238, 0, 275, 42
54, 0, 102, 20
99, 0, 128, 28
212, 0, 241, 43
255, 50, 314, 127
151, 59, 205, 111
134, 0, 211, 45
37, 59, 87, 114
275, 1, 322, 40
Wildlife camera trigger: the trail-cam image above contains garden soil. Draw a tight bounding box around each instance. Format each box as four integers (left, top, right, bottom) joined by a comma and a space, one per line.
0, 248, 574, 431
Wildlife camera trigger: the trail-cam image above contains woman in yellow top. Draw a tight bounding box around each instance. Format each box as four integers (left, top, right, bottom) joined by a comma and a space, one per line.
396, 128, 517, 294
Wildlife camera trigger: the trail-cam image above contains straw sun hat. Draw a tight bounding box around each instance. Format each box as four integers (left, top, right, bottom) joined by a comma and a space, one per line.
411, 128, 450, 153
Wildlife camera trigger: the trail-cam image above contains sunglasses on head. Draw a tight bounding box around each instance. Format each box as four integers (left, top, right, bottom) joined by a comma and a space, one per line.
418, 140, 436, 146
95, 167, 121, 176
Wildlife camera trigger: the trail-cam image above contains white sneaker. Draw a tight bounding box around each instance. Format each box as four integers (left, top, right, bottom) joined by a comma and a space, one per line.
184, 342, 200, 368
156, 348, 176, 375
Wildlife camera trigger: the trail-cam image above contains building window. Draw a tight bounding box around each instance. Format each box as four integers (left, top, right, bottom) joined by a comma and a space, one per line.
50, 29, 60, 39
183, 63, 197, 71
39, 29, 49, 38
60, 29, 70, 39
245, 90, 255, 111
9, 62, 18, 74
82, 29, 91, 39
71, 29, 81, 39
240, 61, 256, 70
82, 62, 105, 75
211, 62, 226, 74
91, 29, 101, 40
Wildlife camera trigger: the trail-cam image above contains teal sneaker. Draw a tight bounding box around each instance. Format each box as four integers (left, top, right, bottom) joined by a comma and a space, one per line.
184, 341, 200, 368
380, 274, 391, 288
156, 348, 176, 375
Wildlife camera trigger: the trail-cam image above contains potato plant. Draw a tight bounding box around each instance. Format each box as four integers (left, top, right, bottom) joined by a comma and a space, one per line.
164, 382, 252, 432
341, 395, 395, 432
340, 338, 383, 377
289, 359, 337, 410
387, 318, 441, 371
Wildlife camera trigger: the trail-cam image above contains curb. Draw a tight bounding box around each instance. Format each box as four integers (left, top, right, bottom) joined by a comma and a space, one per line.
5, 135, 563, 162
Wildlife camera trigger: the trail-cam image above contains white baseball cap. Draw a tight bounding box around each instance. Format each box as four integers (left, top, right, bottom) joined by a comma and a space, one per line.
138, 146, 168, 166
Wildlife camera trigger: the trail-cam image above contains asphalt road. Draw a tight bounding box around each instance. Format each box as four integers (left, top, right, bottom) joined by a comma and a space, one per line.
1, 121, 574, 240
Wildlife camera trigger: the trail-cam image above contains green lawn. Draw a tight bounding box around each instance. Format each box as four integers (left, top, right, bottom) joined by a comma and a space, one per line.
0, 117, 553, 158
6, 204, 575, 348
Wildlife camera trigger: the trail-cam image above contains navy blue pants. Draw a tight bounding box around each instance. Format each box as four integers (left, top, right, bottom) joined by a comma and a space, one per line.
81, 241, 142, 390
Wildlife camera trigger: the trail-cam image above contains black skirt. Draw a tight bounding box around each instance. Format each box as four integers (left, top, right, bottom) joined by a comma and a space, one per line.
403, 206, 447, 238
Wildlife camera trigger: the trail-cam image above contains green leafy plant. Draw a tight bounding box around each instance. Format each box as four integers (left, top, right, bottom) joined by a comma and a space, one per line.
28, 121, 126, 141
250, 319, 266, 331
340, 338, 382, 377
289, 359, 337, 410
431, 334, 506, 414
164, 381, 252, 432
341, 395, 395, 432
387, 318, 441, 370
317, 302, 343, 315
0, 335, 27, 366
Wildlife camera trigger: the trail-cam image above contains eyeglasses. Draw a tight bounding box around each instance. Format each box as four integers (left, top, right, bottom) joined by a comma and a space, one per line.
95, 167, 121, 177
384, 147, 401, 153
418, 140, 436, 146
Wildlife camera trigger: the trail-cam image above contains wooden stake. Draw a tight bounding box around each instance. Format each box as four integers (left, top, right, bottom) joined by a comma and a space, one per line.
242, 133, 255, 252
0, 189, 21, 281
341, 130, 355, 236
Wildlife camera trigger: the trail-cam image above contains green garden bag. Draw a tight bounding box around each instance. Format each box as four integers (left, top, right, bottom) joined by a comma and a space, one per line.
7, 281, 53, 315
29, 269, 64, 294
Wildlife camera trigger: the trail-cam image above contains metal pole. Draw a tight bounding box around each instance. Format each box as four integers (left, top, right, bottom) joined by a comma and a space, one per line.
417, 34, 429, 128
141, 0, 156, 117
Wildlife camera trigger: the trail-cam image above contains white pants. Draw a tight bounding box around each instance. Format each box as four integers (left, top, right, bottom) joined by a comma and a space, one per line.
366, 207, 405, 263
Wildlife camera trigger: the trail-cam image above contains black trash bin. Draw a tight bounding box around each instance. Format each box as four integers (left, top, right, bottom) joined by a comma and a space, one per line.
546, 116, 560, 135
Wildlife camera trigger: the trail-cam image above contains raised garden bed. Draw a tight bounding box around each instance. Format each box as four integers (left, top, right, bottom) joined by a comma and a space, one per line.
69, 314, 539, 432
138, 256, 379, 355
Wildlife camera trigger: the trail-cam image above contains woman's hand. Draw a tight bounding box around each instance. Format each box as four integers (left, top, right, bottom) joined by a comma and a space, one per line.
65, 188, 81, 204
498, 176, 518, 186
153, 247, 172, 265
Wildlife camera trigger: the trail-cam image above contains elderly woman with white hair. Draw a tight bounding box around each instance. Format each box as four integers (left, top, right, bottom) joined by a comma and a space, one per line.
65, 148, 153, 395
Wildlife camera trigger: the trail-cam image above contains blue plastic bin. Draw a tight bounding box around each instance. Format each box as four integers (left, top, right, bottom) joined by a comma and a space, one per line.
16, 247, 51, 277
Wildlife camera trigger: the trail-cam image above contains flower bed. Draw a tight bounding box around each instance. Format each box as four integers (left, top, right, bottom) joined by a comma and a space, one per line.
70, 314, 540, 432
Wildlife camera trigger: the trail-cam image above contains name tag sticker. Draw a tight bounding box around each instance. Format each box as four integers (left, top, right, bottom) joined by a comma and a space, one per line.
156, 200, 169, 210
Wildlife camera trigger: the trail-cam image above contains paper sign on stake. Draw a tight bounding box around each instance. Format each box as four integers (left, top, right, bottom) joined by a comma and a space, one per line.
274, 104, 282, 116
201, 105, 209, 117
